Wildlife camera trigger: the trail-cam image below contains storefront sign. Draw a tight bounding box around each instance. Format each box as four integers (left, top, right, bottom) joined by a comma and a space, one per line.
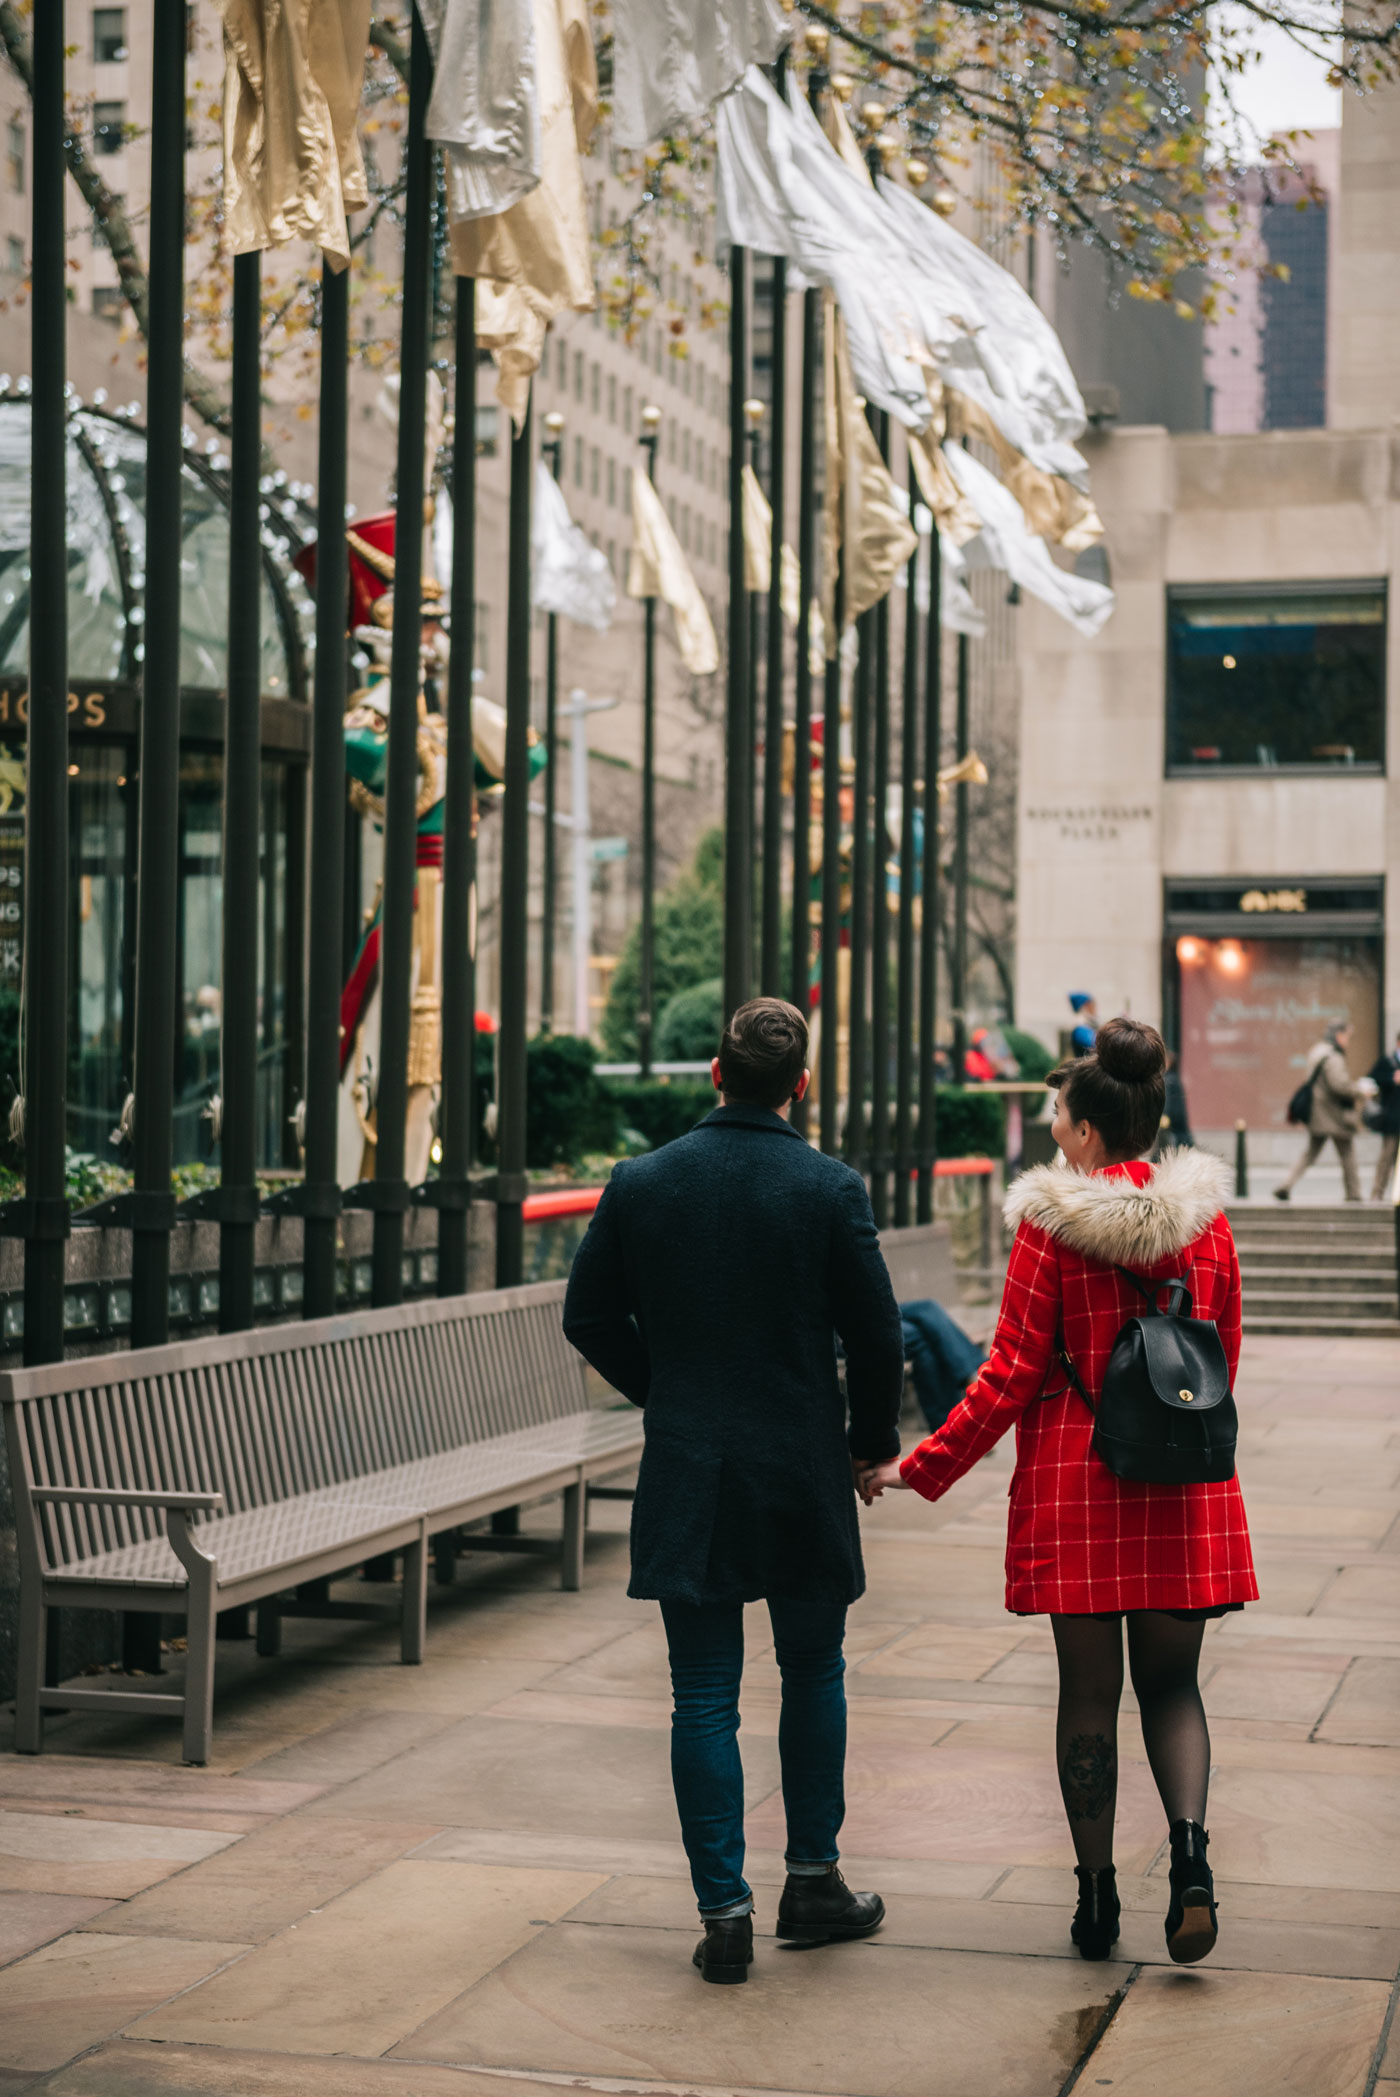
1026, 803, 1154, 843
1239, 888, 1306, 913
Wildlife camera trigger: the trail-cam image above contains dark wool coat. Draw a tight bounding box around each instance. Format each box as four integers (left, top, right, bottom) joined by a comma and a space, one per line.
562, 1103, 906, 1608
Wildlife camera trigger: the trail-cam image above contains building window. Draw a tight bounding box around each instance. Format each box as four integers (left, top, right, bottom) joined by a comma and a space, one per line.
93, 7, 128, 62
6, 236, 22, 274
474, 603, 489, 672
607, 373, 616, 424
606, 457, 616, 507
607, 538, 617, 578
572, 350, 584, 402
623, 385, 633, 435
1166, 584, 1386, 773
573, 434, 583, 487
555, 335, 567, 388
589, 445, 599, 496
474, 403, 499, 457
682, 428, 692, 476
92, 284, 124, 321
93, 100, 126, 155
7, 120, 22, 193
590, 361, 600, 413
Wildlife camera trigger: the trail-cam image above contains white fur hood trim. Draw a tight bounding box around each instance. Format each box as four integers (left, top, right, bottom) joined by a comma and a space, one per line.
1004, 1147, 1233, 1267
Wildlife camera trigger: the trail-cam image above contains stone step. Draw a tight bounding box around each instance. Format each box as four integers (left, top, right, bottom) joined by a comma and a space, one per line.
1241, 1267, 1398, 1297
1242, 1289, 1400, 1321
1237, 1246, 1395, 1271
1242, 1313, 1400, 1339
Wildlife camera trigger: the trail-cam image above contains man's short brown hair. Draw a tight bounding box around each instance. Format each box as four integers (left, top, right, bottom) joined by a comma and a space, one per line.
718, 997, 809, 1109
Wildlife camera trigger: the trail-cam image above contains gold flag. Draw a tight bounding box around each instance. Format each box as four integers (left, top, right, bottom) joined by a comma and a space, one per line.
741, 463, 771, 595
949, 395, 1103, 552
453, 0, 597, 427
217, 0, 372, 270
628, 471, 719, 677
839, 326, 919, 628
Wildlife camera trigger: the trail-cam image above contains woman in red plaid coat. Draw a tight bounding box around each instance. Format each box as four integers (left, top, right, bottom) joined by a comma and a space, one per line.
863, 1018, 1256, 1969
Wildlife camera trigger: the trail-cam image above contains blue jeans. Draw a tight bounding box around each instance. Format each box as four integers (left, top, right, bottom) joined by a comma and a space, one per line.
660, 1595, 848, 1917
901, 1298, 987, 1434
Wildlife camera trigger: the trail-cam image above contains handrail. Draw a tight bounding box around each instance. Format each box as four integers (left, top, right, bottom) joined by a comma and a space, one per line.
521, 1154, 997, 1224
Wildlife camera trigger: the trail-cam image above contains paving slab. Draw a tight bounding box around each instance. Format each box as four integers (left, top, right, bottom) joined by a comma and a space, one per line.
0, 1811, 238, 1900
1204, 1766, 1400, 1891
0, 1891, 116, 1967
1316, 1658, 1400, 1747
0, 1758, 324, 1820
1082, 1966, 1391, 2095
89, 1814, 440, 1943
0, 1931, 248, 2074
132, 1860, 605, 2057
31, 2040, 585, 2096
395, 1920, 1119, 2095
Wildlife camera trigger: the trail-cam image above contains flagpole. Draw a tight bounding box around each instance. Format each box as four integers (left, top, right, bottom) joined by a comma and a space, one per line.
846, 599, 872, 1173
917, 496, 942, 1223
723, 244, 752, 1020
540, 411, 565, 1035
496, 388, 534, 1288
761, 45, 788, 999
951, 624, 970, 1086
638, 403, 661, 1076
744, 396, 765, 996
869, 407, 892, 1225
894, 439, 919, 1226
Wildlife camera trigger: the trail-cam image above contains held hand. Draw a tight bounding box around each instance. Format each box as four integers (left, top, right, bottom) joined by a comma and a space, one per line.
855, 1457, 909, 1502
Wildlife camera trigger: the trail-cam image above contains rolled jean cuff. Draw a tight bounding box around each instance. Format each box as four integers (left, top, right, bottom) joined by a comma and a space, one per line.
699, 1893, 754, 1920
784, 1856, 838, 1876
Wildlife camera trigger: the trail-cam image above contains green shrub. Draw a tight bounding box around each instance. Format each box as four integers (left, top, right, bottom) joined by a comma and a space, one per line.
1002, 1025, 1056, 1087
603, 1078, 715, 1151
602, 829, 724, 1058
525, 1034, 622, 1168
932, 1086, 1006, 1160
656, 977, 723, 1062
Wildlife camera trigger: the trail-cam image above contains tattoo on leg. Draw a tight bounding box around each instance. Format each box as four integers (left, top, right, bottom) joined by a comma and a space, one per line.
1061, 1732, 1116, 1821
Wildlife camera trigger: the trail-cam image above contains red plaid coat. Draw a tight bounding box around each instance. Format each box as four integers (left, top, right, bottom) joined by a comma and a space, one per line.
899, 1156, 1258, 1615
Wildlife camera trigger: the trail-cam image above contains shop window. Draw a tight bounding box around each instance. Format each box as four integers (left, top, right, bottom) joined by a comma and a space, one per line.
6, 237, 21, 274
93, 100, 126, 155
1167, 583, 1385, 772
92, 285, 123, 320
474, 402, 498, 457
93, 7, 128, 62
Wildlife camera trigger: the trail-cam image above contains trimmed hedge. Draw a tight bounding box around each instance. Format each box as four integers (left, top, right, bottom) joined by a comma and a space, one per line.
525, 1034, 622, 1167
604, 1077, 715, 1151
1002, 1025, 1056, 1087
656, 977, 723, 1062
932, 1085, 1006, 1160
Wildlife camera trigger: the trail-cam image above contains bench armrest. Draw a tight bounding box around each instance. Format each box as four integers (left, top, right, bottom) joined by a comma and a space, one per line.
29, 1486, 225, 1514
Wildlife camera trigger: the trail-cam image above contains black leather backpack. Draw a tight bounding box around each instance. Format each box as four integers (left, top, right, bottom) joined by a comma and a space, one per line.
1061, 1271, 1238, 1486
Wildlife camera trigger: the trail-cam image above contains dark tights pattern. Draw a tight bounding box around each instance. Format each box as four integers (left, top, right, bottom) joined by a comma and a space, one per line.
1050, 1612, 1211, 1868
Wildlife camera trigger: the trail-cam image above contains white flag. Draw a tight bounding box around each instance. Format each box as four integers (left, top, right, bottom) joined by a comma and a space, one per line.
611, 0, 790, 150
628, 470, 719, 676
943, 444, 1114, 639
532, 463, 616, 631
419, 0, 541, 220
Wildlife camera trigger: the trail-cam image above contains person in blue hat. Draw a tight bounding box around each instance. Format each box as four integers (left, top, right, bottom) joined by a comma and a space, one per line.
1069, 992, 1098, 1055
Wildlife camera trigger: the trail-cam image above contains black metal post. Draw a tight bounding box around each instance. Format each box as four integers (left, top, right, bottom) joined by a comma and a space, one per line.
367, 5, 432, 1306
539, 413, 564, 1035
723, 245, 752, 1020
19, 0, 68, 1365
818, 573, 843, 1155
790, 301, 817, 1111
129, 0, 187, 1347
761, 266, 787, 996
438, 277, 477, 1298
951, 628, 971, 1086
845, 610, 873, 1172
917, 521, 941, 1223
1234, 1119, 1249, 1201
894, 448, 919, 1227
638, 410, 660, 1078
746, 400, 763, 990
300, 263, 349, 1317
869, 415, 892, 1222
496, 393, 534, 1287
216, 250, 262, 1332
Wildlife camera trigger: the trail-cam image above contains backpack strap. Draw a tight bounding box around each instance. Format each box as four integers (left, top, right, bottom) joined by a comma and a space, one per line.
1115, 1266, 1194, 1320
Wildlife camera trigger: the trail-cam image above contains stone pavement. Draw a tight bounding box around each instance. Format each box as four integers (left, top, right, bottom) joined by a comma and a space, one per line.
0, 1334, 1398, 2095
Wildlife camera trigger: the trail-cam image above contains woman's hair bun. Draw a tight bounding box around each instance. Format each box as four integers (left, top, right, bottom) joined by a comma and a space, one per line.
1093, 1016, 1167, 1084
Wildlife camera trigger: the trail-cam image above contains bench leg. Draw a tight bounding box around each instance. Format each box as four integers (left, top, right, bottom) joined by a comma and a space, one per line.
401, 1528, 427, 1666
433, 1532, 457, 1586
255, 1598, 283, 1657
14, 1584, 45, 1754
561, 1482, 586, 1593
182, 1568, 218, 1767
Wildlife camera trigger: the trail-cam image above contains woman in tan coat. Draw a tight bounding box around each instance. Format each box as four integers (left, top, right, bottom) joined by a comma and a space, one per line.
1275, 1022, 1362, 1203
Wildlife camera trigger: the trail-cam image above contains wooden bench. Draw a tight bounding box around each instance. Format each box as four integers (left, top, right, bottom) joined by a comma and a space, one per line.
1, 1280, 641, 1766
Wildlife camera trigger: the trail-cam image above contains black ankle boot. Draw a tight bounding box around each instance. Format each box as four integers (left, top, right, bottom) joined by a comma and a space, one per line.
775, 1865, 884, 1945
1165, 1820, 1218, 1964
692, 1910, 753, 1984
1070, 1865, 1120, 1960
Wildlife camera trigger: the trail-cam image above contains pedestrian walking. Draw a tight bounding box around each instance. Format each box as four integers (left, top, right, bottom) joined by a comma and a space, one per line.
1368, 1027, 1400, 1202
860, 1018, 1256, 1967
1275, 1021, 1363, 1203
1162, 1049, 1194, 1148
563, 996, 905, 1985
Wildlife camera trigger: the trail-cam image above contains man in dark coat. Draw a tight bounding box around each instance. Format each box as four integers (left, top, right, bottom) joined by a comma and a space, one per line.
564, 997, 905, 1985
1369, 1027, 1400, 1200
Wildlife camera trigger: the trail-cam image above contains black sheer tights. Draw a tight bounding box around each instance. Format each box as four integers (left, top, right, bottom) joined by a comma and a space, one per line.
1050, 1613, 1211, 1868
